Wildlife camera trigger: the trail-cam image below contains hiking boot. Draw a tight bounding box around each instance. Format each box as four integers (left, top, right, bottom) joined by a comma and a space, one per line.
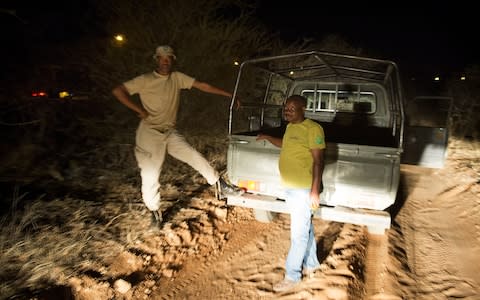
150, 210, 163, 230
272, 278, 299, 292
216, 177, 245, 199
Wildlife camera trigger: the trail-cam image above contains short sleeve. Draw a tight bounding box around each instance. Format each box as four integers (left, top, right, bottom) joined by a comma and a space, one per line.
123, 75, 146, 95
308, 124, 326, 150
174, 72, 195, 89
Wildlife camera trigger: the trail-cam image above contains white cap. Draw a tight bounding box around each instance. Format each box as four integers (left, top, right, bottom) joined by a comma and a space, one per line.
153, 45, 176, 60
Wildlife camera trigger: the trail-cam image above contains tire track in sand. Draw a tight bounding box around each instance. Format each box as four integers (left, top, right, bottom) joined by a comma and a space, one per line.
405, 168, 480, 299
155, 212, 371, 300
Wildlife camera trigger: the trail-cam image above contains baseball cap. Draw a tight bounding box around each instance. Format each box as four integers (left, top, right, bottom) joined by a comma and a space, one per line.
153, 45, 176, 60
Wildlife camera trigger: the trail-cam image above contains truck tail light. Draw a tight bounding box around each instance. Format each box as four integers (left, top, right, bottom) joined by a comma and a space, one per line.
238, 180, 260, 192
31, 91, 48, 97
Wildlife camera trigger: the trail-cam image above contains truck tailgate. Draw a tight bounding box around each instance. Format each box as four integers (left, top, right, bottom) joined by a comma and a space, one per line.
227, 135, 401, 211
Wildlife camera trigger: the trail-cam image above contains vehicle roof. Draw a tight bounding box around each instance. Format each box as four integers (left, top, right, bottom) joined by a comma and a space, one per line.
240, 51, 401, 85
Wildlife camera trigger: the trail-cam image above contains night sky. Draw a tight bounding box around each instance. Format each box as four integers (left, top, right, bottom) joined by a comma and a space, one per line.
256, 1, 477, 78
2, 1, 477, 80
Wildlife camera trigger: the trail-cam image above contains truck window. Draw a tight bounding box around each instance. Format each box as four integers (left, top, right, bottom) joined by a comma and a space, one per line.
301, 90, 376, 114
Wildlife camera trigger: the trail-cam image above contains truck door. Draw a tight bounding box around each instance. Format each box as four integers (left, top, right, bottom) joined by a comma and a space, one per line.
402, 96, 453, 168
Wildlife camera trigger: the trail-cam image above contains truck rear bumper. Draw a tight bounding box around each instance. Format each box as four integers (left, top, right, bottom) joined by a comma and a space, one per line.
227, 193, 391, 234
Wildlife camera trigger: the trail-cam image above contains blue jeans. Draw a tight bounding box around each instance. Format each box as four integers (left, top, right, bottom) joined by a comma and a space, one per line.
284, 188, 320, 282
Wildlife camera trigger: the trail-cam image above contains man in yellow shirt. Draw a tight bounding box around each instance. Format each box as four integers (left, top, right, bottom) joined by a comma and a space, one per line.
257, 95, 326, 292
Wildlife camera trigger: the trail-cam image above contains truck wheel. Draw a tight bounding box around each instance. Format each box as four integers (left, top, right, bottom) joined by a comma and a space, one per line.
253, 209, 277, 223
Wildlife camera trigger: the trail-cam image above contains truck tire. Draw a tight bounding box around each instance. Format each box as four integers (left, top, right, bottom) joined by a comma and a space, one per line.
253, 209, 277, 223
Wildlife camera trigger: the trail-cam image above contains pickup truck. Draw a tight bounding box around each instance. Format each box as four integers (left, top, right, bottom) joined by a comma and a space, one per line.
225, 51, 406, 234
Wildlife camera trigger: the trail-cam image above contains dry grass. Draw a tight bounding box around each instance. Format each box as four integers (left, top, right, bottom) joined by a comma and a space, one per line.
0, 125, 242, 299
446, 65, 480, 139
0, 192, 144, 298
447, 137, 480, 179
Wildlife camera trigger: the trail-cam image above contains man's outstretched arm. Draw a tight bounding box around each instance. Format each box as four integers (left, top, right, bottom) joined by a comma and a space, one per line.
192, 80, 242, 109
192, 80, 232, 98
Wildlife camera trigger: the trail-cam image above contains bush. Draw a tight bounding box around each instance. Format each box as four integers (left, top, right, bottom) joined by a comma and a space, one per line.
446, 65, 480, 139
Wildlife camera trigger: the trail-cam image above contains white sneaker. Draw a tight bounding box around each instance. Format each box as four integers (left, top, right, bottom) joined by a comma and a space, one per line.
272, 278, 299, 292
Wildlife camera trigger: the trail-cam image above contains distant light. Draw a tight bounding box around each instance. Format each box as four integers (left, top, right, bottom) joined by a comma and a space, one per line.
59, 91, 70, 98
460, 76, 466, 80
113, 34, 126, 46
289, 71, 294, 75
31, 91, 48, 97
233, 60, 239, 66
434, 76, 440, 81
411, 77, 416, 81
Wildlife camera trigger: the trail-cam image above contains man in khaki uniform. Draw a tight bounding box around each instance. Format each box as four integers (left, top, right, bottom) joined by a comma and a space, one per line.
112, 45, 242, 229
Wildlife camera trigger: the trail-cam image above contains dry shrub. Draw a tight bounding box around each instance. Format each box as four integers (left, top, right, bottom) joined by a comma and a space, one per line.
73, 0, 281, 94
0, 176, 165, 298
0, 197, 134, 298
446, 65, 480, 139
67, 0, 306, 134
0, 120, 232, 299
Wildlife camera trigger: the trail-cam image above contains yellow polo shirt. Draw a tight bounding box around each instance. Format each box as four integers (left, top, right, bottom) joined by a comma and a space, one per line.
279, 119, 326, 188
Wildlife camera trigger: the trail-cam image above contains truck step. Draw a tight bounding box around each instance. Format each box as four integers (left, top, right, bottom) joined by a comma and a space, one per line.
227, 193, 391, 233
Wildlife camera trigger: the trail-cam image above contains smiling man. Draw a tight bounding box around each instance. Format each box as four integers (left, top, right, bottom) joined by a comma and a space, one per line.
256, 94, 326, 292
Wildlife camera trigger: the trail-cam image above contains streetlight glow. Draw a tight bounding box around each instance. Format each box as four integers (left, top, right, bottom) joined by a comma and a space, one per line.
113, 34, 126, 46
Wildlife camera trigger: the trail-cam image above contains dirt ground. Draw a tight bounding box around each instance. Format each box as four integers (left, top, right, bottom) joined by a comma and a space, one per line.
151, 138, 480, 300
1, 137, 479, 300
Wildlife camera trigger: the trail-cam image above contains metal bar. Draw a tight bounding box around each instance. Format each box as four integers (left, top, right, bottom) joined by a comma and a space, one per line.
227, 194, 391, 230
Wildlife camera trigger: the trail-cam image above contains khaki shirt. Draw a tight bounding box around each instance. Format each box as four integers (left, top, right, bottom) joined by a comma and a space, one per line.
124, 71, 195, 128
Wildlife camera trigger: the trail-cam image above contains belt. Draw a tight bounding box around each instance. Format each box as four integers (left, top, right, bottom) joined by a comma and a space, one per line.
156, 128, 173, 135
141, 120, 174, 135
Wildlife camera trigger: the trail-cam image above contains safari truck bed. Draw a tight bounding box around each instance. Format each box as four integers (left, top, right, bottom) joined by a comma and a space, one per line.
225, 51, 406, 234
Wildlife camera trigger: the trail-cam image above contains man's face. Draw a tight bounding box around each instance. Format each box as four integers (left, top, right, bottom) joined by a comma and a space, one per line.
284, 99, 305, 123
156, 55, 173, 74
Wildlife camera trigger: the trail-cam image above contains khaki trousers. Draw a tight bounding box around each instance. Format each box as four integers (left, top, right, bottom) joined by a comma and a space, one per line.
134, 121, 219, 211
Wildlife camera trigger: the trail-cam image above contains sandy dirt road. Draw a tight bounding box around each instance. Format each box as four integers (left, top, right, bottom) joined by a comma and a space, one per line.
150, 159, 480, 300
395, 164, 480, 299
